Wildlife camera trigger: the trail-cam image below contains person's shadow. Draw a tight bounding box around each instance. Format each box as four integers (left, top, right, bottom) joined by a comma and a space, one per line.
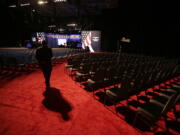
42, 87, 72, 121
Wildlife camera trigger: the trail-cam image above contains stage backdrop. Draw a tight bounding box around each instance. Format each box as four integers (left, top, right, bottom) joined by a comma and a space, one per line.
31, 32, 81, 48
81, 31, 101, 52
46, 33, 81, 48
31, 32, 101, 51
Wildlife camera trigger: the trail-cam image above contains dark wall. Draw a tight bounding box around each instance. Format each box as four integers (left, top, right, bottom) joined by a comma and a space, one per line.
0, 2, 44, 46
99, 0, 179, 57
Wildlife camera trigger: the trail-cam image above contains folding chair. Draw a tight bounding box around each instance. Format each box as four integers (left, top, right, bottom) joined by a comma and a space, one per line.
133, 92, 180, 131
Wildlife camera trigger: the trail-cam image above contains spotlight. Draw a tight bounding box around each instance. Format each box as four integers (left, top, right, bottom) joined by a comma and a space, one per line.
38, 0, 48, 5
48, 25, 56, 28
121, 37, 131, 43
20, 3, 30, 7
9, 5, 16, 8
58, 28, 65, 32
67, 23, 77, 27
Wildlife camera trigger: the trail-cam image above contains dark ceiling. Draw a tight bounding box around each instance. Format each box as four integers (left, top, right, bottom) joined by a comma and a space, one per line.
2, 0, 119, 32
7, 0, 119, 16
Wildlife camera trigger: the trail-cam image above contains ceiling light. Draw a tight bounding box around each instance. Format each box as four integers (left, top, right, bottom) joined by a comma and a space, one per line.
20, 3, 30, 7
38, 1, 48, 5
67, 23, 77, 27
9, 5, 16, 8
48, 25, 56, 28
121, 37, 131, 43
54, 0, 67, 2
58, 28, 65, 32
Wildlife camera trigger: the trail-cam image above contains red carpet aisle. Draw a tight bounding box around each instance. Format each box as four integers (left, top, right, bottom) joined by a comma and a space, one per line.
0, 63, 141, 135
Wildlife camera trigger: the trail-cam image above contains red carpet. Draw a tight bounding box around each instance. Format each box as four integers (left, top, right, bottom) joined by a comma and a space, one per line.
0, 63, 141, 135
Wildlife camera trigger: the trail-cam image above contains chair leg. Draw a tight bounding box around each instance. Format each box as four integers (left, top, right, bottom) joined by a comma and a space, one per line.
114, 103, 119, 115
103, 93, 108, 106
163, 115, 170, 133
133, 112, 139, 127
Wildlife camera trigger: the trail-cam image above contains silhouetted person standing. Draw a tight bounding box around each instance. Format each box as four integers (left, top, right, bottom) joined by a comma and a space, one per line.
36, 40, 53, 89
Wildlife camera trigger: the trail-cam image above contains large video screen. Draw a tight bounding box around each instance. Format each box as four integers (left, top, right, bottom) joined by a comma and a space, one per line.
46, 33, 81, 48
31, 32, 101, 52
58, 39, 67, 46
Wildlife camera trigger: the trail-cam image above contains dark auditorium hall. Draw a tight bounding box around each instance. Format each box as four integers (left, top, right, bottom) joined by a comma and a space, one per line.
0, 0, 180, 135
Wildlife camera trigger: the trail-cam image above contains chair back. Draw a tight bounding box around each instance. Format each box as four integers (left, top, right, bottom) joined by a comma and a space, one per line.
161, 92, 179, 115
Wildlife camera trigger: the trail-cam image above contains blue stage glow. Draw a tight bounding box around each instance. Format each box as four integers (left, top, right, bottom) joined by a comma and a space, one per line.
26, 43, 32, 48
32, 33, 82, 48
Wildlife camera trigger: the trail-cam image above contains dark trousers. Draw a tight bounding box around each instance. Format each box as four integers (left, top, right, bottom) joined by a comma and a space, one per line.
39, 61, 52, 87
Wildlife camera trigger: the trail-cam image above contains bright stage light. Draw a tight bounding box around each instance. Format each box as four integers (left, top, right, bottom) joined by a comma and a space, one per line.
58, 28, 65, 32
48, 25, 56, 28
121, 37, 131, 43
67, 23, 77, 27
9, 5, 16, 8
38, 0, 48, 5
20, 3, 30, 7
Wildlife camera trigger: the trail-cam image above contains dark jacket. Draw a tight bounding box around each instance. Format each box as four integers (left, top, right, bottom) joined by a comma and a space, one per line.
35, 46, 52, 62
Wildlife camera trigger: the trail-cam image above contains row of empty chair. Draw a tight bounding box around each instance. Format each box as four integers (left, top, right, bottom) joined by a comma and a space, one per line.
65, 52, 180, 132
65, 52, 179, 93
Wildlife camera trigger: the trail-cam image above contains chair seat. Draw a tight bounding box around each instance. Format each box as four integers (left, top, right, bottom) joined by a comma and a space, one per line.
158, 89, 177, 97
106, 88, 119, 97
150, 94, 169, 107
172, 84, 180, 89
76, 72, 89, 77
70, 67, 79, 72
65, 64, 73, 68
138, 102, 164, 120
87, 79, 95, 84
106, 87, 130, 100
173, 82, 180, 85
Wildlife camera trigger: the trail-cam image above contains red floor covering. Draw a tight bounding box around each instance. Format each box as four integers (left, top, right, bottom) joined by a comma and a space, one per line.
0, 63, 142, 135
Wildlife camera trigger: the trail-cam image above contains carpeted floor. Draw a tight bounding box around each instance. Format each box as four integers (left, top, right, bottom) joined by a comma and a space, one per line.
0, 63, 142, 135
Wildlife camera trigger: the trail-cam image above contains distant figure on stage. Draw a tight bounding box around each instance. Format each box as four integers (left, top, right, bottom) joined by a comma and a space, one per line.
35, 40, 53, 89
